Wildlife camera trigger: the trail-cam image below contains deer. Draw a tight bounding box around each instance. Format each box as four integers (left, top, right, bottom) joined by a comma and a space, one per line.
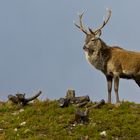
74, 9, 140, 103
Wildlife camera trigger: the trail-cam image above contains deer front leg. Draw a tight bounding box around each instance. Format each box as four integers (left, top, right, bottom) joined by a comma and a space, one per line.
114, 76, 120, 103
106, 75, 113, 103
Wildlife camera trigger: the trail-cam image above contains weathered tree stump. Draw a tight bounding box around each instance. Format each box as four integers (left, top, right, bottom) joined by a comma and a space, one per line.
74, 108, 89, 124
89, 99, 105, 109
8, 91, 42, 106
69, 95, 90, 104
58, 89, 90, 108
66, 89, 75, 98
58, 98, 70, 108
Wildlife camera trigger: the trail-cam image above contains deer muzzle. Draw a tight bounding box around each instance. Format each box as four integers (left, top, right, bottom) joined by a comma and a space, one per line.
83, 46, 94, 54
83, 45, 88, 51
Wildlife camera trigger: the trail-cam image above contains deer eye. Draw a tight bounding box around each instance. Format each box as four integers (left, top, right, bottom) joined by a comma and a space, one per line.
91, 39, 95, 41
91, 38, 99, 42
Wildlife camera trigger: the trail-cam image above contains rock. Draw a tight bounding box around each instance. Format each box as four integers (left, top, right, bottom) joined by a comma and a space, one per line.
14, 128, 18, 132
100, 131, 107, 137
20, 122, 26, 126
24, 129, 32, 134
114, 102, 121, 108
19, 109, 24, 112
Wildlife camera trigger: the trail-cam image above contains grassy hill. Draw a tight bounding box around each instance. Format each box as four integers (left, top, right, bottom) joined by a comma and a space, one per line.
0, 99, 140, 140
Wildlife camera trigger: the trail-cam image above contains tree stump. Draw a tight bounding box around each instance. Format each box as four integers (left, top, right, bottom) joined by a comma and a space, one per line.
8, 91, 42, 106
74, 108, 89, 124
66, 89, 75, 98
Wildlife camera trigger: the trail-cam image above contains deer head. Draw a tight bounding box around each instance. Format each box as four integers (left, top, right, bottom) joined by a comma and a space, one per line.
74, 9, 112, 55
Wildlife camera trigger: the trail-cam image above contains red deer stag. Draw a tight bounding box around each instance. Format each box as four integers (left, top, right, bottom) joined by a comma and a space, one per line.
74, 9, 140, 103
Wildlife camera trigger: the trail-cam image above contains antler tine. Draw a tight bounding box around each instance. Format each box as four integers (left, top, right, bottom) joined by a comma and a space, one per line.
95, 9, 112, 33
74, 12, 88, 34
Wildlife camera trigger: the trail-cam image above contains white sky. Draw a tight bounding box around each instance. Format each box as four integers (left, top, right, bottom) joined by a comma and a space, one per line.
0, 0, 140, 102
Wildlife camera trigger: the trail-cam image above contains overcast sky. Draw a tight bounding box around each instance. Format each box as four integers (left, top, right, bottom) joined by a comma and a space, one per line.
0, 0, 140, 102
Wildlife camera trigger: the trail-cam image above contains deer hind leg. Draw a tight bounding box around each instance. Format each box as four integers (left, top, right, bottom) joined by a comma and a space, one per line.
114, 76, 120, 103
106, 75, 113, 103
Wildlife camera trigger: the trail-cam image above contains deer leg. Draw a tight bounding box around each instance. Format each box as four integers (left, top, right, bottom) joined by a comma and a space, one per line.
106, 75, 113, 103
114, 76, 120, 103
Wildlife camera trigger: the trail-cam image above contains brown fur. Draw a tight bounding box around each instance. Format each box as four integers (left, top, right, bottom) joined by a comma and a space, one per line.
108, 47, 140, 78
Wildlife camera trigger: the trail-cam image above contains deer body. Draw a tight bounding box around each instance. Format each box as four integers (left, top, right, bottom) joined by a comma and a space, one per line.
74, 9, 140, 103
107, 48, 140, 78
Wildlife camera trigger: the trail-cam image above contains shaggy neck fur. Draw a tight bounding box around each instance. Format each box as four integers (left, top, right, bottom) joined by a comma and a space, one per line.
85, 38, 111, 73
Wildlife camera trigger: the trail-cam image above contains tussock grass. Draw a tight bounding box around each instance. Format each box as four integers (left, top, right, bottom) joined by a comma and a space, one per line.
0, 100, 140, 139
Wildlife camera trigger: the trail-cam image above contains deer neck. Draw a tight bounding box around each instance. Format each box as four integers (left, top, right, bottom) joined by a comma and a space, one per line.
85, 39, 110, 72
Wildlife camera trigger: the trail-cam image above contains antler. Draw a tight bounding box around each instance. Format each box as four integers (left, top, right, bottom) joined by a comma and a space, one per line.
94, 9, 112, 34
74, 12, 88, 35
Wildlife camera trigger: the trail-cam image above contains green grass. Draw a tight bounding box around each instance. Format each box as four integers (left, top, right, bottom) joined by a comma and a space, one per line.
1, 100, 140, 139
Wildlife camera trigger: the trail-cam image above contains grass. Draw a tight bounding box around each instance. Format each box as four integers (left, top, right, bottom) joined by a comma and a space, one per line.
0, 100, 140, 139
